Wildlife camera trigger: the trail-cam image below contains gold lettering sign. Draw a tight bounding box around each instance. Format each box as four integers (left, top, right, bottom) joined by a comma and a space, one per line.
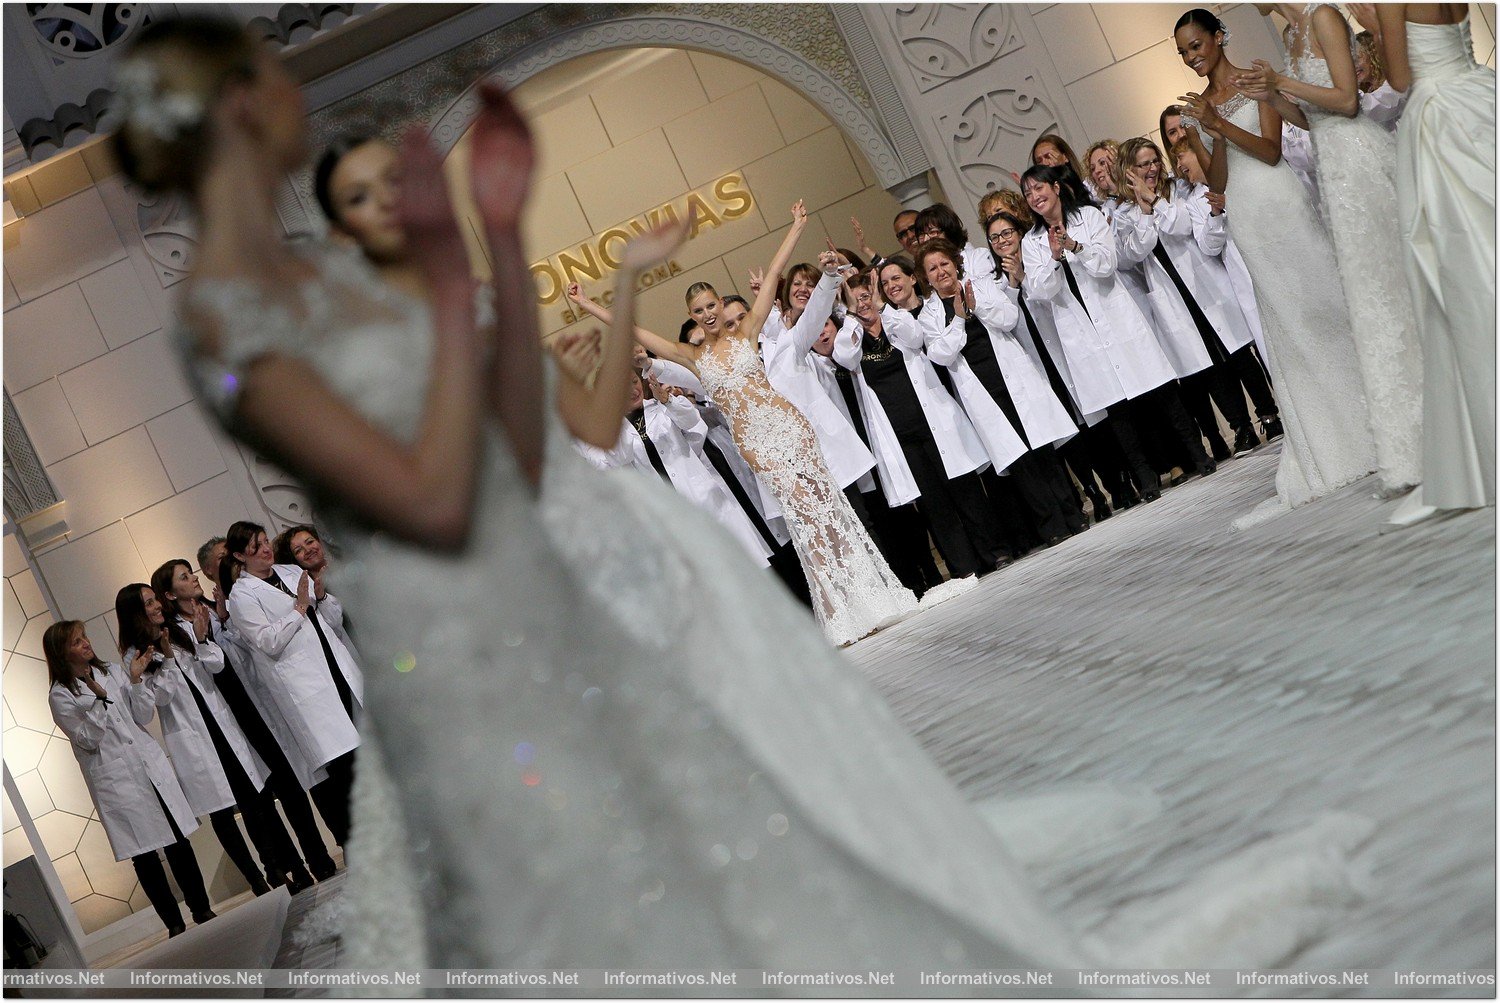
530, 171, 754, 307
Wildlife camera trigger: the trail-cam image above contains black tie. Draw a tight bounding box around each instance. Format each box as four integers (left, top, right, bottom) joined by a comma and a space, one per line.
1061, 259, 1091, 320
266, 574, 354, 720
700, 439, 783, 551
629, 409, 671, 481
1018, 291, 1084, 427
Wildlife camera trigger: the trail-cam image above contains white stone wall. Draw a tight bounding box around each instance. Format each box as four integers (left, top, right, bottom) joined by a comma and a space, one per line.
859, 2, 1495, 222
3, 152, 278, 933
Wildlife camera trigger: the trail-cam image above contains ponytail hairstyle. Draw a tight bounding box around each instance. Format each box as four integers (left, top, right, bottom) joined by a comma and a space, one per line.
314, 134, 376, 226
149, 560, 199, 652
1115, 137, 1174, 203
43, 621, 107, 695
110, 16, 259, 195
683, 281, 718, 305
1019, 164, 1096, 232
913, 204, 969, 248
222, 520, 267, 598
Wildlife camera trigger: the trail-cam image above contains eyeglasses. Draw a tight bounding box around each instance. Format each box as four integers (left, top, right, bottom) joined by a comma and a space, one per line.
896, 225, 918, 241
987, 228, 1018, 246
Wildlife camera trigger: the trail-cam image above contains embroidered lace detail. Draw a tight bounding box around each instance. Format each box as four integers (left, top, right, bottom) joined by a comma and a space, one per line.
696, 336, 917, 645
1213, 97, 1377, 514
1285, 5, 1425, 492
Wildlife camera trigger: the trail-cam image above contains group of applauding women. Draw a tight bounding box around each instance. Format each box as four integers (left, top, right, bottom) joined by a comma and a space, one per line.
45, 524, 359, 936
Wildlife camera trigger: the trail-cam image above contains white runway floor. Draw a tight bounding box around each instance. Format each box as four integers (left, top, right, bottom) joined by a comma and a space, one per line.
269, 443, 1493, 994
846, 444, 1494, 986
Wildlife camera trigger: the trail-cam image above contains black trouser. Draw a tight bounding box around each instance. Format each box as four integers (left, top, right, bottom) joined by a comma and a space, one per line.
309, 751, 355, 848
134, 792, 212, 931
891, 423, 1003, 578
1107, 384, 1209, 495
1232, 345, 1279, 420
1059, 423, 1129, 507
859, 485, 944, 595
214, 661, 333, 873
186, 676, 296, 887
1178, 365, 1248, 450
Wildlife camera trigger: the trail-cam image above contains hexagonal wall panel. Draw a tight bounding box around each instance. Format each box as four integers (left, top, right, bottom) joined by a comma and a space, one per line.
3, 827, 35, 867
15, 614, 51, 660
4, 580, 25, 652
4, 725, 51, 773
74, 894, 131, 934
38, 738, 95, 817
33, 809, 87, 860
15, 768, 53, 816
4, 653, 56, 733
53, 851, 91, 902
77, 820, 135, 898
3, 697, 15, 730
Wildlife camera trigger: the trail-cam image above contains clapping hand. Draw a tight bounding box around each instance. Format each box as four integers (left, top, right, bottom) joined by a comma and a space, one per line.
296, 571, 313, 615
1233, 60, 1280, 102
1000, 248, 1024, 286
954, 279, 977, 319
550, 329, 603, 383
1047, 224, 1070, 261
621, 207, 694, 272
128, 649, 153, 684
1125, 167, 1154, 208
1178, 92, 1225, 134
396, 127, 468, 276
192, 600, 212, 643
470, 80, 536, 234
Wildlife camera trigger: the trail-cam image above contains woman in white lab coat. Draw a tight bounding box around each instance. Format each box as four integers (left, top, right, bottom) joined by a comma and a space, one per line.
839, 263, 1004, 581
917, 239, 1088, 549
44, 620, 214, 936
224, 520, 362, 848
1112, 137, 1277, 459
150, 559, 310, 893
116, 582, 275, 896
1019, 163, 1214, 501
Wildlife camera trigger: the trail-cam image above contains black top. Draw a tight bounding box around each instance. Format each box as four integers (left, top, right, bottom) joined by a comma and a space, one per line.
856, 326, 927, 435
940, 297, 1031, 449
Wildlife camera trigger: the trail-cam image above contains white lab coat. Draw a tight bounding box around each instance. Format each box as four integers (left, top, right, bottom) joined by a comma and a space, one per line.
211, 609, 328, 790
964, 275, 1081, 447
759, 273, 878, 489
132, 625, 271, 815
832, 310, 989, 506
1099, 196, 1160, 339
804, 345, 878, 494
1021, 206, 1180, 414
999, 282, 1111, 429
647, 399, 778, 566
50, 666, 199, 860
226, 567, 362, 783
1112, 181, 1256, 379
916, 295, 1030, 474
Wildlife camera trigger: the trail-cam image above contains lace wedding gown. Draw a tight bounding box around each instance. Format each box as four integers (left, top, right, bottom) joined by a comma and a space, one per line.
177, 243, 1374, 986
1288, 6, 1425, 494
695, 334, 918, 646
1198, 95, 1378, 524
1396, 16, 1496, 509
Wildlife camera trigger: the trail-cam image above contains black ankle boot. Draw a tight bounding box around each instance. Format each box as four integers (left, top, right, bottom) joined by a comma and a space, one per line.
1260, 415, 1284, 441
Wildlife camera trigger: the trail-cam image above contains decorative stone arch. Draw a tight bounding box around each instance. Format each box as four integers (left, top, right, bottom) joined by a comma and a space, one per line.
425, 14, 914, 189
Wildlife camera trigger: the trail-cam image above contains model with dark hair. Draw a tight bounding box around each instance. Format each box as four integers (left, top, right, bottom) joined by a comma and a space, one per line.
1175, 6, 1377, 522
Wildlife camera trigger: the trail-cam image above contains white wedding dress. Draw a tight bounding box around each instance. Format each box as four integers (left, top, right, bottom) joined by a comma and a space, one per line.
1288, 5, 1425, 494
695, 334, 918, 646
177, 243, 1376, 986
1197, 95, 1378, 524
1395, 16, 1496, 510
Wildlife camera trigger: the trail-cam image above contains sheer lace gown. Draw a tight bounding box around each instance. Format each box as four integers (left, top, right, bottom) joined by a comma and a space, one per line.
1199, 95, 1378, 522
695, 334, 918, 646
1289, 7, 1425, 493
176, 244, 1375, 984
1396, 16, 1496, 509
